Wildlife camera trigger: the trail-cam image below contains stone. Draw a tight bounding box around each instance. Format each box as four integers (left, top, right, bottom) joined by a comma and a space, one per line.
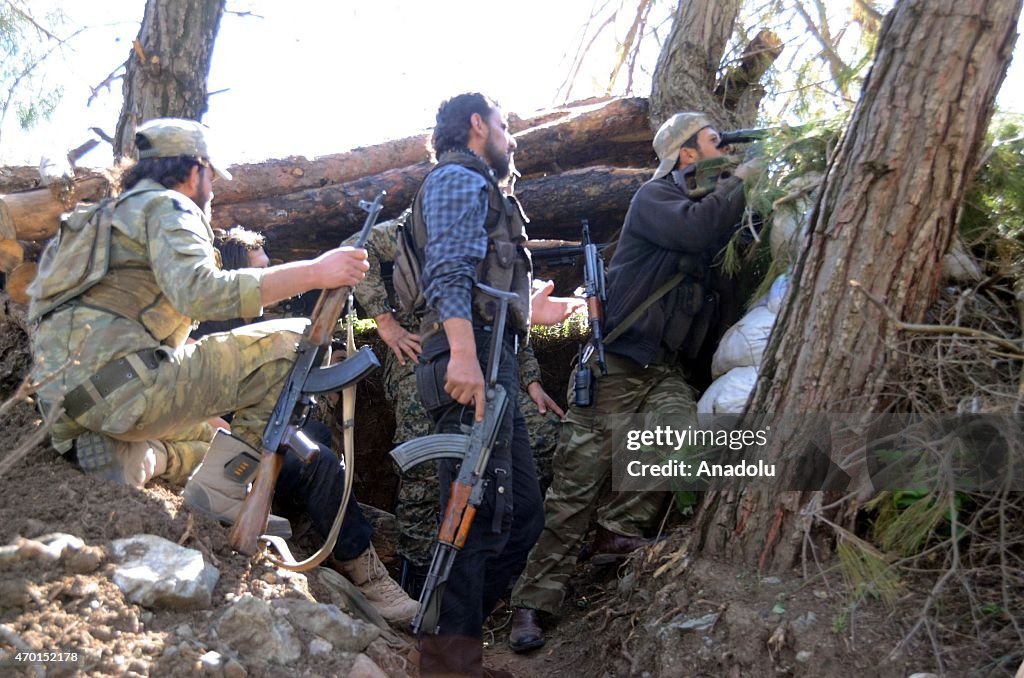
349, 653, 388, 678
111, 535, 219, 610
216, 595, 301, 665
200, 650, 224, 674
791, 611, 817, 634
223, 659, 247, 678
667, 612, 720, 632
274, 599, 380, 652
796, 651, 813, 663
308, 638, 332, 656
65, 545, 105, 574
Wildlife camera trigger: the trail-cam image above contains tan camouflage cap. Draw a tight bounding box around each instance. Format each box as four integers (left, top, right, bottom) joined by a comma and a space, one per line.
652, 112, 713, 180
135, 118, 232, 180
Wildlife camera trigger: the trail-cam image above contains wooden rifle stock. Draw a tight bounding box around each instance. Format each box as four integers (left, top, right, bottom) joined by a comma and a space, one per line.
228, 191, 385, 556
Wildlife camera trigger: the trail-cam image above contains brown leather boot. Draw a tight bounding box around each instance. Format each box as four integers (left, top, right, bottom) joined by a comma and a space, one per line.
508, 607, 545, 653
334, 544, 419, 625
590, 526, 658, 565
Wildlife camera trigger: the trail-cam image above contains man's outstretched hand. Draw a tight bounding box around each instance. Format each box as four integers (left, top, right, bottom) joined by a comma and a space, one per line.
530, 280, 584, 326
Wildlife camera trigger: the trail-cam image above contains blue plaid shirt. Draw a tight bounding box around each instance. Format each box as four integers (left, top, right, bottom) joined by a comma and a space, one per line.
421, 160, 491, 322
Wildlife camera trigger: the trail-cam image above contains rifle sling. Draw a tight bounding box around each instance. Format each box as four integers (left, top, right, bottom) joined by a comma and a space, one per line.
262, 301, 360, 573
603, 271, 686, 345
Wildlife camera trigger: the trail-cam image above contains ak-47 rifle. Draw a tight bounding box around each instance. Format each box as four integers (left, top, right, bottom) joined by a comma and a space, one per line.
581, 219, 607, 376
229, 191, 387, 557
388, 283, 518, 636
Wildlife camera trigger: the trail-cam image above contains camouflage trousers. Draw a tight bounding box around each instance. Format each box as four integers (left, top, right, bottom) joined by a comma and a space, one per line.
387, 349, 561, 567
510, 352, 696, 615
52, 319, 307, 484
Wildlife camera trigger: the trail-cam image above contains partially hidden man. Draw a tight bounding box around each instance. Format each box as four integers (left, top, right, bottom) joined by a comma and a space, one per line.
408, 93, 580, 677
28, 119, 416, 623
508, 112, 762, 651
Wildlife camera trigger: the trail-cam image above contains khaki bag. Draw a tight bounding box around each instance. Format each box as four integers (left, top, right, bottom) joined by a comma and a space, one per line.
27, 199, 115, 322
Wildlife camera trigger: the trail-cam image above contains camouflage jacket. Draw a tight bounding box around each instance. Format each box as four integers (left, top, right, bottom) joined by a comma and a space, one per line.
31, 178, 266, 405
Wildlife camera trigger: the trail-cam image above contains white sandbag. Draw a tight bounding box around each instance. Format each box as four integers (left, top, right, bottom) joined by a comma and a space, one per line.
766, 273, 789, 315
697, 366, 758, 414
711, 306, 777, 378
941, 234, 983, 283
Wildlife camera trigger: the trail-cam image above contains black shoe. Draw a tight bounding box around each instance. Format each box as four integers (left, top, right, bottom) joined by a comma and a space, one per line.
508, 607, 545, 653
590, 526, 661, 565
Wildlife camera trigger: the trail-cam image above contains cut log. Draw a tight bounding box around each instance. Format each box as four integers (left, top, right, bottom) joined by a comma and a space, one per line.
243, 165, 648, 262
215, 163, 432, 258
6, 261, 38, 305
0, 167, 45, 194
0, 175, 110, 241
0, 240, 24, 273
515, 167, 648, 241
213, 97, 654, 205
511, 98, 653, 177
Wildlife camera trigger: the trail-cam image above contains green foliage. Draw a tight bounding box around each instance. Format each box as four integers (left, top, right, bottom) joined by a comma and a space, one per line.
958, 115, 1024, 269
836, 538, 902, 607
0, 2, 70, 145
867, 490, 964, 557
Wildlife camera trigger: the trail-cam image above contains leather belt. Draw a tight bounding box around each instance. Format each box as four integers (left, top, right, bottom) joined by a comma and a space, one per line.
63, 348, 163, 420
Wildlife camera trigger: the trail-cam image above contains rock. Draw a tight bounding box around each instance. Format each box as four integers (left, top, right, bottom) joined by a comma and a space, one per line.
349, 653, 389, 678
0, 578, 32, 607
274, 598, 380, 652
65, 545, 105, 574
759, 576, 782, 586
223, 659, 247, 678
200, 650, 224, 674
111, 535, 220, 610
176, 624, 194, 638
308, 638, 332, 656
667, 612, 720, 632
216, 595, 301, 665
796, 650, 813, 663
791, 611, 817, 634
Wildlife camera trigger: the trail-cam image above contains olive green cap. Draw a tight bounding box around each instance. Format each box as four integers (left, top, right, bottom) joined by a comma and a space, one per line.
134, 118, 232, 180
652, 112, 713, 180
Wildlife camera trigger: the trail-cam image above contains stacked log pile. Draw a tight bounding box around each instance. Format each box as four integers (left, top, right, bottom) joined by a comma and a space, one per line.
0, 97, 657, 303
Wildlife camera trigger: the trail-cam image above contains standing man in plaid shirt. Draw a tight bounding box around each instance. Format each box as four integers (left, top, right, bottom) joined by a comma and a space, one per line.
407, 92, 579, 677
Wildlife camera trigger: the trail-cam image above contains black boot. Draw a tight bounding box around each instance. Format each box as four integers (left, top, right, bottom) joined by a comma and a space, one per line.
509, 607, 545, 653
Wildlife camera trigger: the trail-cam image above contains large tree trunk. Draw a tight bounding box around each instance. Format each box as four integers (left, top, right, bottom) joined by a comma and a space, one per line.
696, 0, 1023, 573
649, 0, 744, 128
113, 0, 226, 159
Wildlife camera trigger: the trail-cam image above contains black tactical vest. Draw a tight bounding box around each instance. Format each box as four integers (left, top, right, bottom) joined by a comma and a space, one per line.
408, 150, 533, 337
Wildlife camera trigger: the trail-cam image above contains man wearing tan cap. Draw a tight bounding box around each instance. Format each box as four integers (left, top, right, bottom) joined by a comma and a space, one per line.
29, 118, 419, 624
509, 112, 760, 651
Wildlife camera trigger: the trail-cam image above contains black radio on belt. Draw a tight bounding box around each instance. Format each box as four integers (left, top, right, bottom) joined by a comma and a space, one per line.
573, 345, 594, 408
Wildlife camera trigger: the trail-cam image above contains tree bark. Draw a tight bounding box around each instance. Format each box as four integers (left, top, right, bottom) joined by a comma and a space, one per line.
697, 0, 1023, 573
649, 0, 744, 129
113, 0, 226, 159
